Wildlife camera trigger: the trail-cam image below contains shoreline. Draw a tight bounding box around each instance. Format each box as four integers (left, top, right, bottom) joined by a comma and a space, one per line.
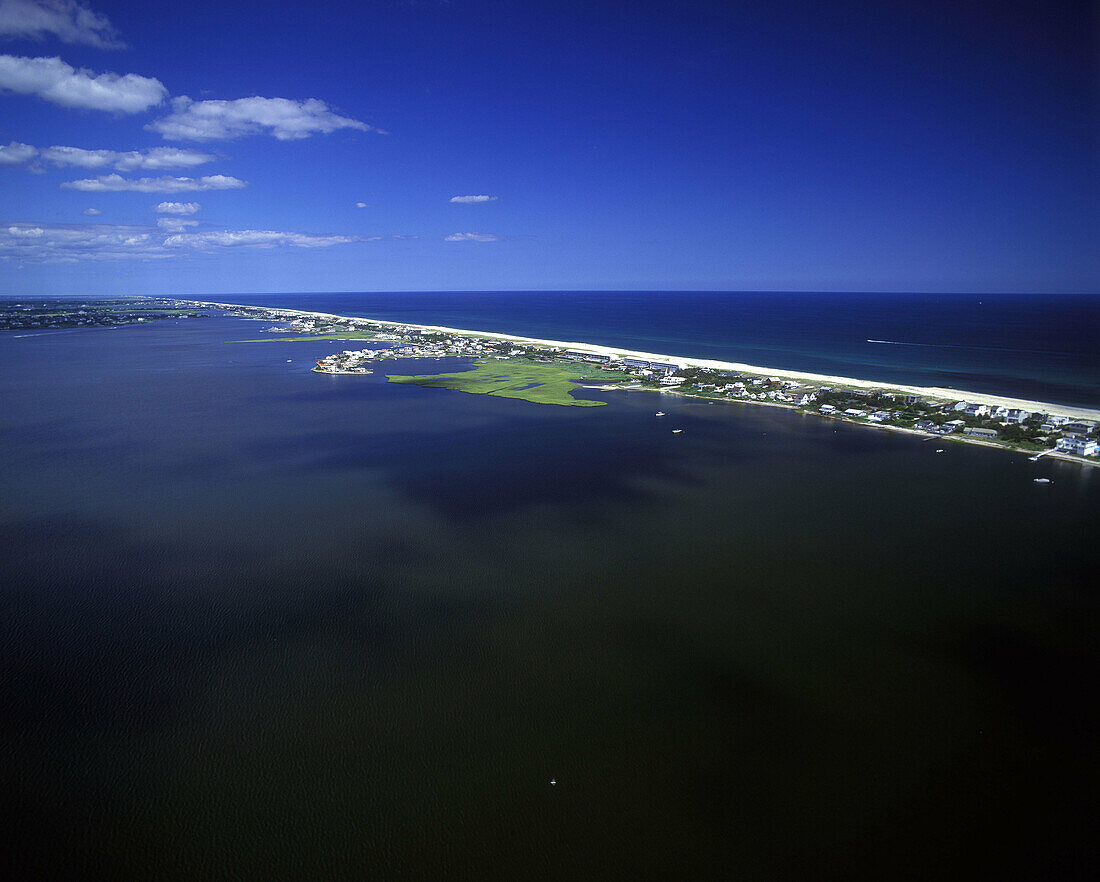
196, 299, 1100, 421
651, 387, 1099, 468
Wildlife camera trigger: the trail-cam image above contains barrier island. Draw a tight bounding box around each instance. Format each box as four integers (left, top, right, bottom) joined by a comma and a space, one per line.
200, 299, 1100, 466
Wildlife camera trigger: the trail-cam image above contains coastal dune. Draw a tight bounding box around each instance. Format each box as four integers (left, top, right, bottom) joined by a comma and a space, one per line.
200, 301, 1100, 421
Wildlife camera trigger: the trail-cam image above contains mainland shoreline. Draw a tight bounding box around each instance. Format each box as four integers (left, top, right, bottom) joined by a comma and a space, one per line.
195, 299, 1100, 422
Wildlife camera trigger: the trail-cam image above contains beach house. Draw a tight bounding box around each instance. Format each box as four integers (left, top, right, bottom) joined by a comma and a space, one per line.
1056, 436, 1099, 456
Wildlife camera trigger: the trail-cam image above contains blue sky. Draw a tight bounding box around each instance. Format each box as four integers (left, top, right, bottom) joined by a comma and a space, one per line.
0, 0, 1096, 295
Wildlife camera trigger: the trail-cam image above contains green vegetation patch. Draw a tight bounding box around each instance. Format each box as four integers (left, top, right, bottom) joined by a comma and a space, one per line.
387, 358, 630, 407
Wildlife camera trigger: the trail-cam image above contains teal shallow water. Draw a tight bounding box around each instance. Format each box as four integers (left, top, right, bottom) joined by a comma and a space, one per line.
1, 317, 1097, 879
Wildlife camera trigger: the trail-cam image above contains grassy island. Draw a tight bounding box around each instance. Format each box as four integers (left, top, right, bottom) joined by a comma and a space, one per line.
386, 358, 632, 407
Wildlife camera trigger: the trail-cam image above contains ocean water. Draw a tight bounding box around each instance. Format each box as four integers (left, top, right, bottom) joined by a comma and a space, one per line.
1, 313, 1098, 880
206, 291, 1100, 407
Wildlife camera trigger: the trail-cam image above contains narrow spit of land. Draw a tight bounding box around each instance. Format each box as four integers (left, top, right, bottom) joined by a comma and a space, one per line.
204, 299, 1100, 464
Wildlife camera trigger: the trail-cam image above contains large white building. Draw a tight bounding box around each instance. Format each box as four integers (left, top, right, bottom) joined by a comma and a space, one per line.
1056, 435, 1099, 457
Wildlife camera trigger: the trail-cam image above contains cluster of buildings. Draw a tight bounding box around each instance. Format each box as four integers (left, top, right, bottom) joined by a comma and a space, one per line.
948, 401, 1032, 423
565, 352, 679, 376
314, 350, 374, 374
310, 327, 532, 373
937, 402, 1099, 455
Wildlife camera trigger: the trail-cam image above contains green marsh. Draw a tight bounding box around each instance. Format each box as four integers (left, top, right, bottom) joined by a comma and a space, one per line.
387, 358, 633, 407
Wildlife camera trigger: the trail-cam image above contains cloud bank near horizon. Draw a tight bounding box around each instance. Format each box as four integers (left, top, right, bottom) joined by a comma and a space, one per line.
1, 220, 364, 262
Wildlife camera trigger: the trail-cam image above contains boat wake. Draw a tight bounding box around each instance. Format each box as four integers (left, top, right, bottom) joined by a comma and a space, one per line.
866, 339, 1075, 356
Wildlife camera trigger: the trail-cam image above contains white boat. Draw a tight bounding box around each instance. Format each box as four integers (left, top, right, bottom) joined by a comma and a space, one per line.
935, 449, 944, 453
672, 429, 683, 434
655, 412, 665, 417
1033, 477, 1052, 484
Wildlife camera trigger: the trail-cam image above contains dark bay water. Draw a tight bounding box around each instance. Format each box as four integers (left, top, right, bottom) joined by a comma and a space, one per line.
1, 316, 1097, 880
205, 291, 1100, 407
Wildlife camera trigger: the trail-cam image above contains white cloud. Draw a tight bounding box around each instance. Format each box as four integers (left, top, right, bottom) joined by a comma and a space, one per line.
119, 148, 215, 171
0, 221, 165, 262
163, 229, 358, 249
155, 217, 198, 232
36, 145, 216, 170
355, 201, 368, 208
0, 143, 216, 171
0, 0, 123, 49
0, 54, 165, 112
444, 231, 498, 242
0, 140, 37, 164
81, 207, 100, 215
60, 173, 246, 192
148, 96, 372, 142
154, 201, 200, 215
0, 220, 364, 261
449, 195, 498, 204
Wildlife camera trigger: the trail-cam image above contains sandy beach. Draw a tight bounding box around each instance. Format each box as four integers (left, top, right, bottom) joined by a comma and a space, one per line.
200, 301, 1100, 421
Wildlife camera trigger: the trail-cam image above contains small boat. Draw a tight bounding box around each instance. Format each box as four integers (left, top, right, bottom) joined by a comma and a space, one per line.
655, 412, 665, 417
286, 359, 292, 362
1033, 477, 1052, 484
672, 429, 683, 434
935, 449, 944, 453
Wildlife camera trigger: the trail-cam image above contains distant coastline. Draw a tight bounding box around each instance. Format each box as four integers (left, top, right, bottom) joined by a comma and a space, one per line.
195, 299, 1100, 422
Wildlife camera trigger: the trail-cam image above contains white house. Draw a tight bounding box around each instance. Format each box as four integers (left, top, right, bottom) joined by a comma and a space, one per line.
1056, 436, 1099, 457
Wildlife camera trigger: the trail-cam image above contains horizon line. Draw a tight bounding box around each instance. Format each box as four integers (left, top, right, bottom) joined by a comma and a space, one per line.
6, 288, 1099, 299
